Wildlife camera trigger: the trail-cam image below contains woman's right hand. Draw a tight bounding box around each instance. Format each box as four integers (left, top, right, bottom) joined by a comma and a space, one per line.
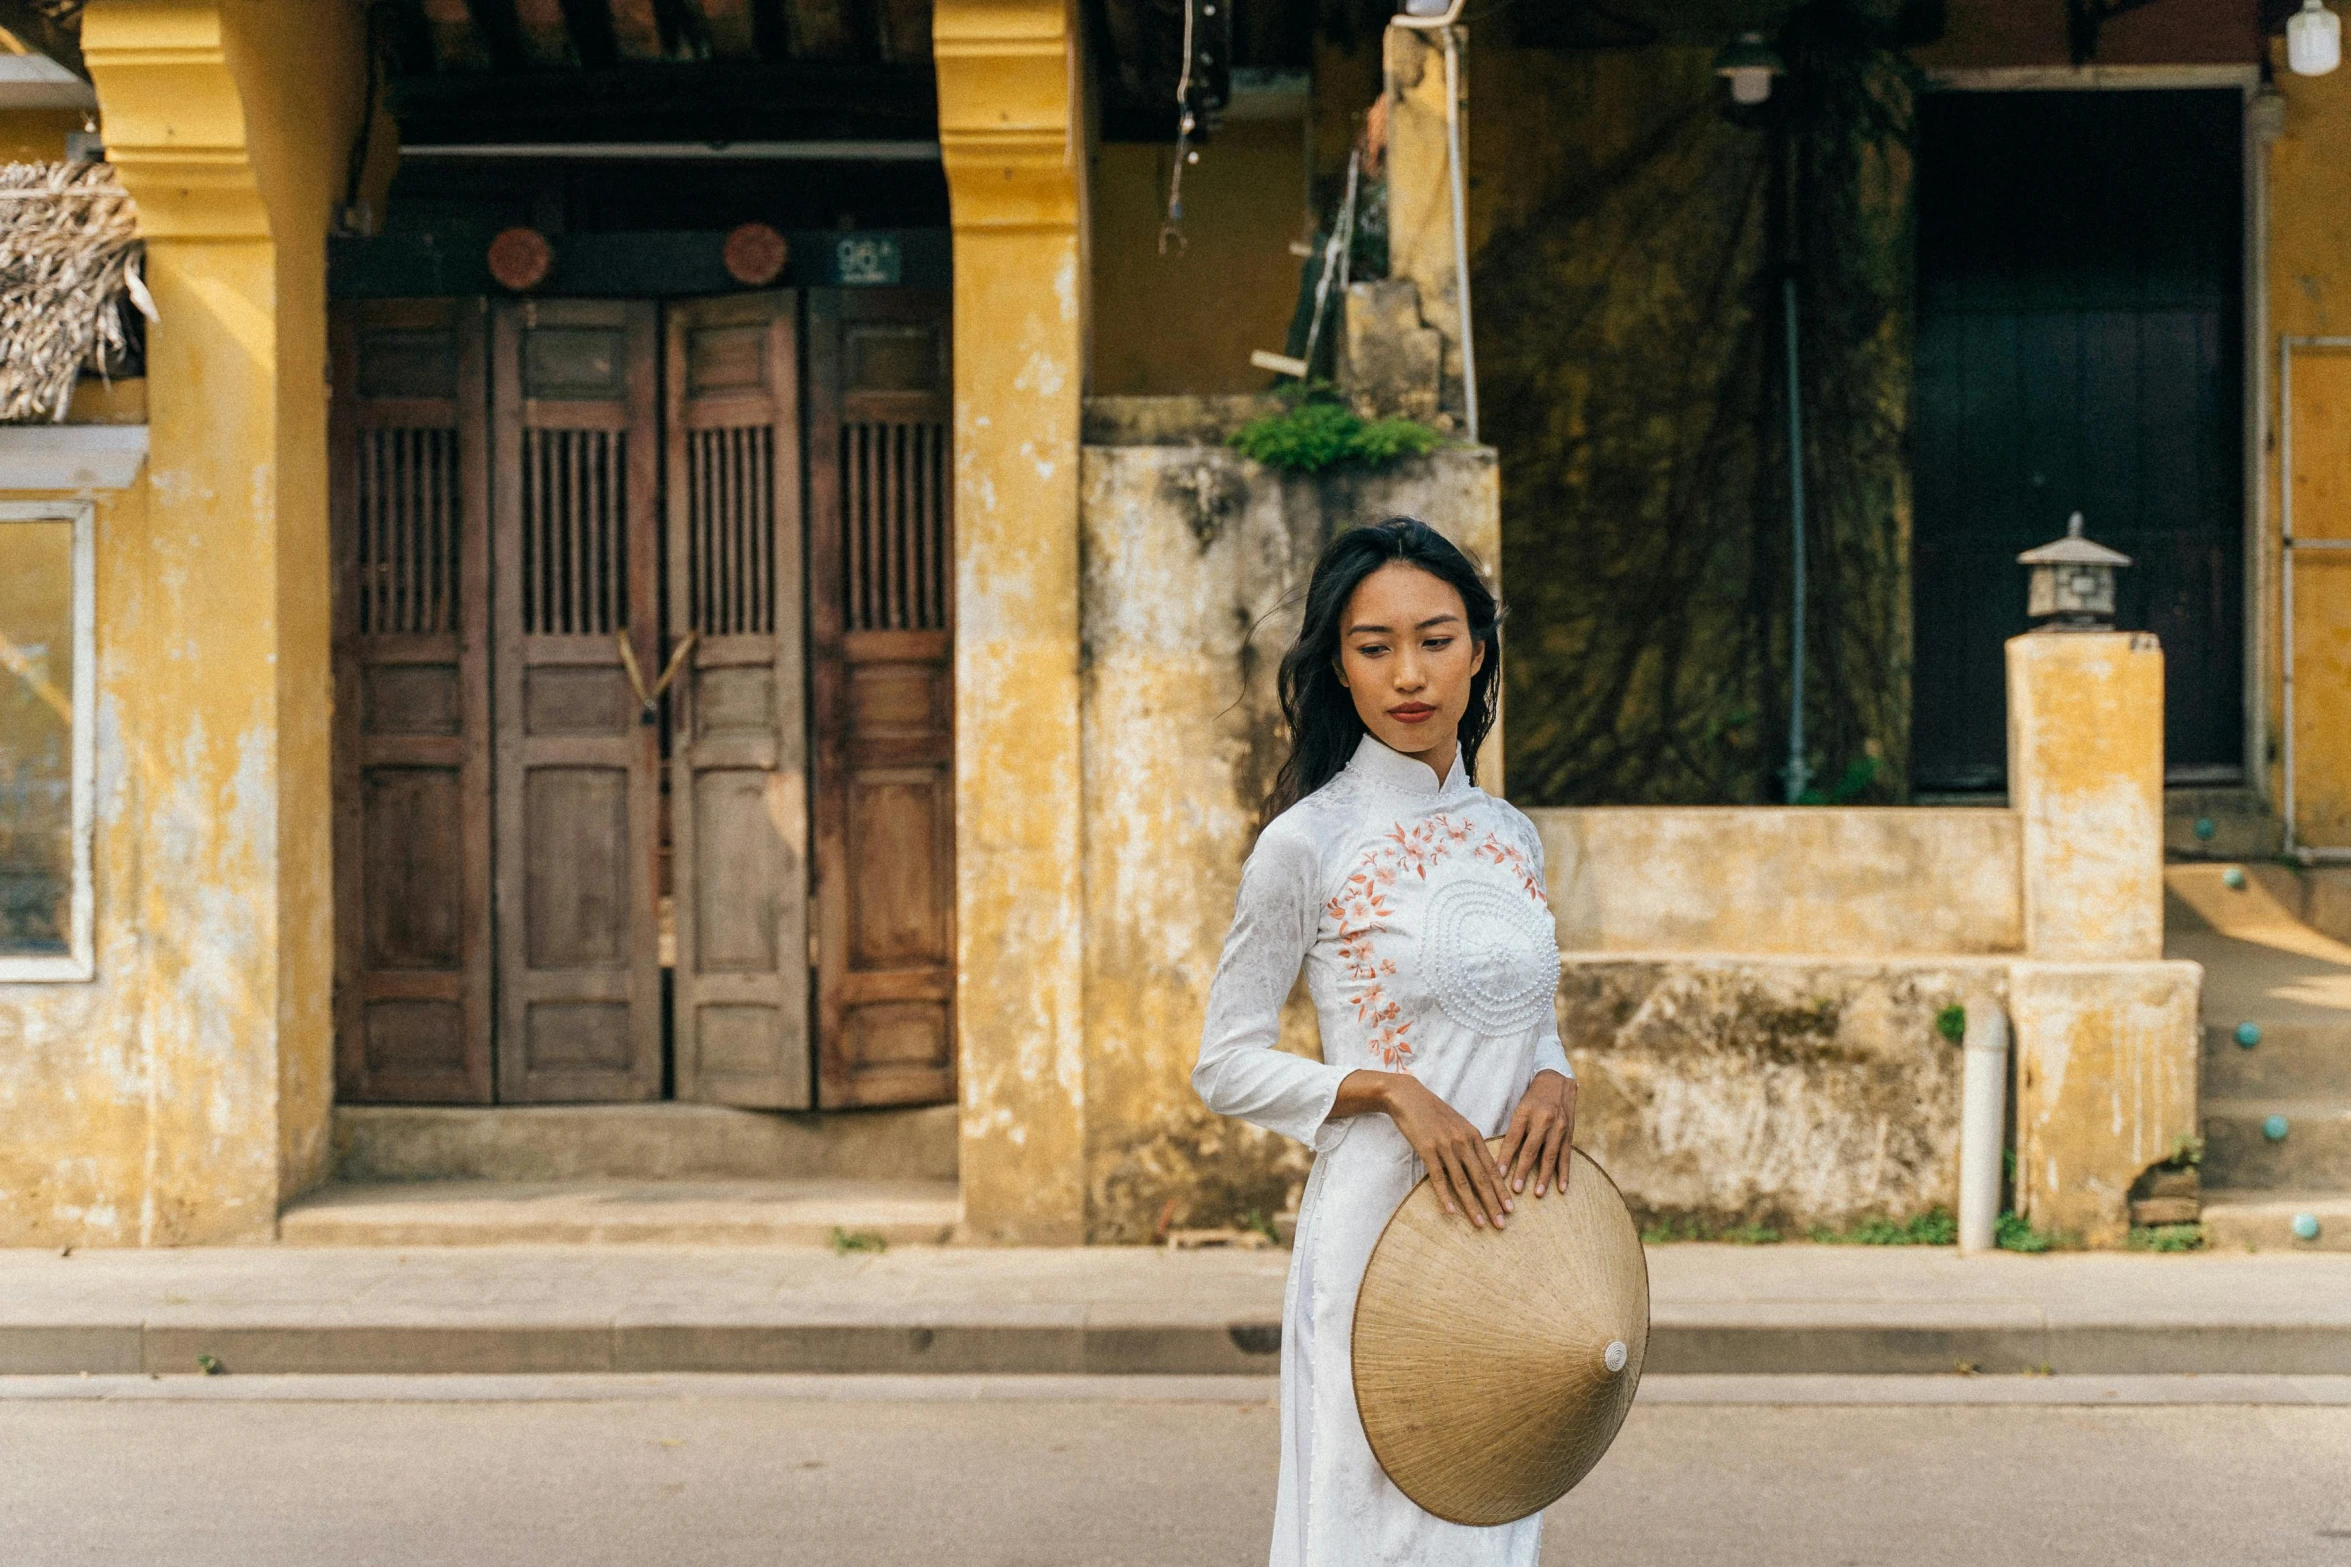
1335, 1069, 1512, 1230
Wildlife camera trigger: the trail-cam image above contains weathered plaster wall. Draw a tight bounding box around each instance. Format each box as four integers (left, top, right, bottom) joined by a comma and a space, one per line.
1089, 119, 1310, 396
0, 482, 151, 1244
1078, 435, 1501, 1240
936, 0, 1091, 1244
1533, 806, 2021, 956
0, 0, 363, 1246
1563, 955, 1996, 1231
2267, 45, 2351, 850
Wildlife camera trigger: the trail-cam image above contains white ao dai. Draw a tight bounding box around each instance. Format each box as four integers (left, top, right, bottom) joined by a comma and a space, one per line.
1195, 734, 1571, 1567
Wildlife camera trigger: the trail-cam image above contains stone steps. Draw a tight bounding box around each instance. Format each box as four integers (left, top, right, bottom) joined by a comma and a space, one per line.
2202, 1022, 2351, 1100
2202, 1101, 2351, 1191
331, 1102, 958, 1185
2200, 1191, 2351, 1252
278, 1179, 961, 1247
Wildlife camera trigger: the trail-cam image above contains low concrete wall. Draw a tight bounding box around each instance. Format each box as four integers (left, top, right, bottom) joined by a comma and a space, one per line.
1562, 955, 2000, 1231
1533, 807, 2022, 956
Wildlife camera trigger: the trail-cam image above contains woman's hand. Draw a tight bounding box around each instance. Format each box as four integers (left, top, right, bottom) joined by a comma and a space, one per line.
1337, 1070, 1514, 1229
1499, 1070, 1577, 1200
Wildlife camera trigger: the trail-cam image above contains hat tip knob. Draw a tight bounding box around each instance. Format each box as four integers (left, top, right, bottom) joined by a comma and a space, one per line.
1604, 1340, 1628, 1374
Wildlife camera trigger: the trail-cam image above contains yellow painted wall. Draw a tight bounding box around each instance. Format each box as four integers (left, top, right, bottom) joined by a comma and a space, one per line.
2269, 45, 2351, 849
1089, 119, 1313, 395
0, 0, 364, 1246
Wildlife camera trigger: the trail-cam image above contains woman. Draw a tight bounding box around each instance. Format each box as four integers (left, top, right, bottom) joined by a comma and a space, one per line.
1195, 517, 1577, 1567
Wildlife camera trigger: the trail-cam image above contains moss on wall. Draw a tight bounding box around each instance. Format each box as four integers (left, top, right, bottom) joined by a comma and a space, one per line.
1474, 11, 1916, 805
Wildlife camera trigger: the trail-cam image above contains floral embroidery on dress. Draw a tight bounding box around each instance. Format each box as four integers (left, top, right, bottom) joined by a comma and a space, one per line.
1474, 828, 1547, 904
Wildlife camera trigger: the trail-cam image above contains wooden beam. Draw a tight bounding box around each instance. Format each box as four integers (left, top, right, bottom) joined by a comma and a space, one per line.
511, 0, 577, 65
610, 0, 668, 59
692, 0, 759, 59
422, 0, 493, 70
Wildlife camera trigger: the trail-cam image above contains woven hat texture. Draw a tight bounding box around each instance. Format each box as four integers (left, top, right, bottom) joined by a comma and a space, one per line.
1352, 1143, 1649, 1525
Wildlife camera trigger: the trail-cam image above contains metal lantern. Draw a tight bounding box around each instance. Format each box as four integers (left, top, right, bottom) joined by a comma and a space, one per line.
1715, 32, 1784, 106
2018, 511, 2131, 631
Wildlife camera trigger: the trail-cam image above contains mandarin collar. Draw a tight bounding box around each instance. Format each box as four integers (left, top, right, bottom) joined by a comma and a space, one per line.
1346, 732, 1470, 798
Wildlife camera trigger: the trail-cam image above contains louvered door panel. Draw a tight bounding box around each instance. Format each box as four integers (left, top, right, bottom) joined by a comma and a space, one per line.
490, 299, 664, 1103
330, 299, 494, 1104
665, 292, 813, 1108
807, 289, 954, 1108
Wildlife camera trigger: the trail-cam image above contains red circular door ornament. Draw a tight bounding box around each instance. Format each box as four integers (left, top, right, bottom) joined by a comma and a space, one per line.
722, 223, 790, 287
487, 227, 554, 292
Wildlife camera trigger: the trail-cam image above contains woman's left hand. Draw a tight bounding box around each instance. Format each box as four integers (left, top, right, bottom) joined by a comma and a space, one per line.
1498, 1070, 1578, 1199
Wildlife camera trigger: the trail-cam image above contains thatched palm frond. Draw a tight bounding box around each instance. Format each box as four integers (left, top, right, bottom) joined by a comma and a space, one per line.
0, 160, 146, 425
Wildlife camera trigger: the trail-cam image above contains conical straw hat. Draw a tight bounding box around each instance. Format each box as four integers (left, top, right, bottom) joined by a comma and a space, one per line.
1352, 1143, 1649, 1526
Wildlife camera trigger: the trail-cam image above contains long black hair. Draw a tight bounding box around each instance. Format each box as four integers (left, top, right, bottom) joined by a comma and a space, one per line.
1266, 518, 1503, 819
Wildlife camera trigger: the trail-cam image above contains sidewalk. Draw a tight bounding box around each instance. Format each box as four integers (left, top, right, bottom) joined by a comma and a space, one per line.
4, 1243, 2348, 1378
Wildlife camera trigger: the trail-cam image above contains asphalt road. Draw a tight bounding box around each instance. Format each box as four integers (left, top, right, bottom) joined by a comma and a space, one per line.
3, 1376, 2348, 1566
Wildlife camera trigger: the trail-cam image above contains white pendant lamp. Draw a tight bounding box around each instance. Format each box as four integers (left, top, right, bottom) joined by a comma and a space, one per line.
2289, 0, 2341, 77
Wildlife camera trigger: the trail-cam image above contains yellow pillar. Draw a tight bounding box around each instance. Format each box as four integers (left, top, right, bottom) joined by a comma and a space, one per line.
934, 0, 1090, 1242
2005, 630, 2198, 1245
82, 0, 359, 1239
1383, 23, 1467, 425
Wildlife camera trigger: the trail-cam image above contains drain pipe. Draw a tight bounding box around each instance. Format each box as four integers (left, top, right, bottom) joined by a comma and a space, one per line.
1392, 0, 1479, 443
1958, 996, 2009, 1254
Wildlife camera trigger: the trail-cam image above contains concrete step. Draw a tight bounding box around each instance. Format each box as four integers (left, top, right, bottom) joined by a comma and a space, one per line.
278, 1180, 961, 1247
2203, 1100, 2351, 1191
2165, 792, 2282, 861
2201, 1022, 2351, 1100
331, 1103, 958, 1185
2201, 1192, 2351, 1252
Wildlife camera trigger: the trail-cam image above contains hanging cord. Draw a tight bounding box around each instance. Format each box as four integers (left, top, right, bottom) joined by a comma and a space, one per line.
1296, 148, 1362, 375
1159, 0, 1200, 254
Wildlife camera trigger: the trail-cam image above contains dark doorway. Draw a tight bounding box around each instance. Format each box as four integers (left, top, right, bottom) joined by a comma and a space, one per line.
1911, 88, 2244, 792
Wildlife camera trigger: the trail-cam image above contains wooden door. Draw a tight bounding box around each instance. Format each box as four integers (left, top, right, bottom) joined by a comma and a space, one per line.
664, 292, 814, 1108
330, 299, 495, 1104
806, 290, 956, 1108
1912, 89, 2244, 791
490, 299, 665, 1103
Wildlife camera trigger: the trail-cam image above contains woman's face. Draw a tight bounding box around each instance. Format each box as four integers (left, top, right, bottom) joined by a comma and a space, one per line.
1335, 561, 1485, 770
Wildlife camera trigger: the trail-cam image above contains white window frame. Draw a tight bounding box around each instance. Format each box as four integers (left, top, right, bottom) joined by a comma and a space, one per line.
0, 499, 96, 982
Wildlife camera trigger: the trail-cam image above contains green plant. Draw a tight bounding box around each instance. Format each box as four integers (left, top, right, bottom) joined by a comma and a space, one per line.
1934, 1004, 1967, 1045
1809, 1207, 1956, 1246
830, 1227, 888, 1255
1795, 755, 1881, 805
1229, 392, 1445, 475
1993, 1210, 2079, 1253
1242, 1208, 1283, 1247
2127, 1223, 2205, 1253
1640, 1215, 1781, 1244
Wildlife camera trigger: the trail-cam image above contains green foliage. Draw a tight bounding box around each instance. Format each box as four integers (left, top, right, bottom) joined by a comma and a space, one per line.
1229, 393, 1445, 475
2127, 1223, 2205, 1253
830, 1227, 888, 1255
1809, 1207, 1956, 1246
1934, 1003, 1967, 1046
1993, 1211, 2079, 1254
1796, 756, 1882, 805
1639, 1215, 1782, 1244
2161, 1135, 2204, 1170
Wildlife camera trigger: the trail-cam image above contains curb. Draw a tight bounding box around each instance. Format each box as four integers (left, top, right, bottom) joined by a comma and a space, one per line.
7, 1318, 2350, 1378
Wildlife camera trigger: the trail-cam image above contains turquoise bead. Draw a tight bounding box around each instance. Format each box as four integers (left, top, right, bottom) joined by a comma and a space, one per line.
2264, 1114, 2291, 1142
2236, 1021, 2262, 1048
2194, 817, 2216, 841
2292, 1213, 2322, 1242
2223, 867, 2248, 890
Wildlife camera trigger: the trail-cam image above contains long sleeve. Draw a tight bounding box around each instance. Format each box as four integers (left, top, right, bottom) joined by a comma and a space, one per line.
1524, 817, 1574, 1083
1194, 819, 1356, 1150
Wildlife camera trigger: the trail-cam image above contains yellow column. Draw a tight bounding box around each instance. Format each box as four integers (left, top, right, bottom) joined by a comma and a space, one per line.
2005, 630, 2198, 1245
934, 0, 1090, 1242
83, 0, 358, 1239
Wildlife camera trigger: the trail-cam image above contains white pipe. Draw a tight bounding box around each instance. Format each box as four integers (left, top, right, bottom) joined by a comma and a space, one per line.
1958, 998, 2009, 1255
1390, 4, 1479, 442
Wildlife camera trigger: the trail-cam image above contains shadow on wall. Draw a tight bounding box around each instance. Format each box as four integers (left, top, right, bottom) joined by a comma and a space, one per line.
1477, 13, 1917, 806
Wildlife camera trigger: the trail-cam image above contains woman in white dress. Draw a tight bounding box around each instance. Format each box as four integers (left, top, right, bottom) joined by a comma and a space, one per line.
1195, 517, 1578, 1567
